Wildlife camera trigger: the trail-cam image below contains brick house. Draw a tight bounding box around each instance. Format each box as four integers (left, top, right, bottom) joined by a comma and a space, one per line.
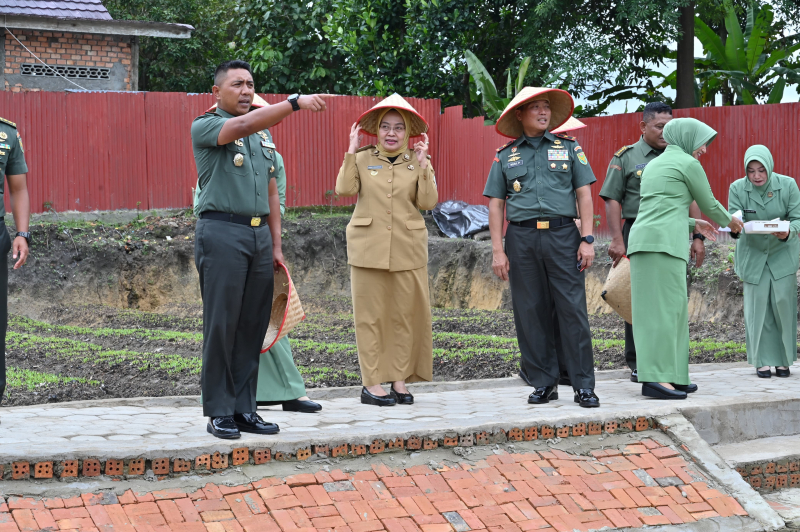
1, 0, 192, 92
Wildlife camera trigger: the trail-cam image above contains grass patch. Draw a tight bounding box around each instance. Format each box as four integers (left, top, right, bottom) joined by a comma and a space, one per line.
592, 339, 625, 350
690, 339, 746, 358
298, 365, 360, 384
6, 367, 97, 390
8, 315, 203, 343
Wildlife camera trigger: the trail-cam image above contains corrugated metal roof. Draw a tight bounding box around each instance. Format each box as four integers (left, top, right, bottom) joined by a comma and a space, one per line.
0, 0, 112, 21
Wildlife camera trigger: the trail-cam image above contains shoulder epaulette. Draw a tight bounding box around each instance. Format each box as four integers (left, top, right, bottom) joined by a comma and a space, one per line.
496, 140, 514, 153
614, 145, 632, 158
356, 145, 376, 153
0, 117, 17, 129
554, 133, 576, 141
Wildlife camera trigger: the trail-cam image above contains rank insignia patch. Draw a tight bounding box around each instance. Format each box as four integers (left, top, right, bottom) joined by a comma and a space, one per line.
550, 163, 556, 169
562, 163, 568, 170
513, 180, 521, 192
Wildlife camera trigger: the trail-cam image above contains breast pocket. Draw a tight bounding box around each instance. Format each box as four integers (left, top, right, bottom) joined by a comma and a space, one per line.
506, 166, 527, 193
226, 143, 247, 175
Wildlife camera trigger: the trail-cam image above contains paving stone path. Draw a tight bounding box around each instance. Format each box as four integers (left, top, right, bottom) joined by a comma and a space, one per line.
0, 438, 748, 532
1, 363, 799, 462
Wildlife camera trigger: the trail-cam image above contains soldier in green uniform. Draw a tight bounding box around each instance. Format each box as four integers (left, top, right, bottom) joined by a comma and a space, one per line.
191, 60, 329, 439
0, 116, 31, 410
598, 102, 705, 382
484, 87, 599, 408
256, 150, 321, 412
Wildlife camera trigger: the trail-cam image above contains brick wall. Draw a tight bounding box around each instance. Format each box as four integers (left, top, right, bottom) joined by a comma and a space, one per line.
2, 29, 133, 92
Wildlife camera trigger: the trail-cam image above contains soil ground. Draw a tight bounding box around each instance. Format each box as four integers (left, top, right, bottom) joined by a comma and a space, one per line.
0, 211, 778, 408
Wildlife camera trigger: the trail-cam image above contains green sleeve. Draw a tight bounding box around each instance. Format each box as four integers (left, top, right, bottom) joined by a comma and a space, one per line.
784, 178, 800, 239
683, 159, 732, 227
5, 131, 28, 175
571, 146, 597, 189
728, 182, 744, 215
598, 156, 625, 202
274, 152, 287, 217
483, 159, 507, 199
191, 114, 226, 148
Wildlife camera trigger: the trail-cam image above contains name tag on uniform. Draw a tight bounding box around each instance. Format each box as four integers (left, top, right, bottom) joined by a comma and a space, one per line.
508, 160, 523, 168
635, 163, 647, 170
368, 165, 383, 170
547, 149, 569, 161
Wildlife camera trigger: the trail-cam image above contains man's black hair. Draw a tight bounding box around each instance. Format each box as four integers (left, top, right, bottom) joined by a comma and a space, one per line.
214, 60, 253, 86
642, 102, 673, 123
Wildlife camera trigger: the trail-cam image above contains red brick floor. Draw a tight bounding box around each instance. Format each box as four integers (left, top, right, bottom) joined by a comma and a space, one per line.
0, 439, 747, 532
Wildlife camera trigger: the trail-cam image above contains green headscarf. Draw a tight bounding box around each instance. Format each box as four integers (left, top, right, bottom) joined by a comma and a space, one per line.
744, 144, 773, 196
662, 117, 717, 155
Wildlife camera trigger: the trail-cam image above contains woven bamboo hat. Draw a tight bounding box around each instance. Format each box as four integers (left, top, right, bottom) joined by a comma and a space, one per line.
495, 87, 574, 139
551, 116, 586, 134
261, 263, 306, 353
600, 258, 632, 324
357, 93, 429, 137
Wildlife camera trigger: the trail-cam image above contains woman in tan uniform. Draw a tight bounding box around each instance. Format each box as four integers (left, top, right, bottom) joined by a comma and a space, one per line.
335, 94, 438, 406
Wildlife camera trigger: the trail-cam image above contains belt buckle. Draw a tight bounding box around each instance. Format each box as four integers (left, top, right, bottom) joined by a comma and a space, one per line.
250, 217, 261, 227
536, 221, 549, 229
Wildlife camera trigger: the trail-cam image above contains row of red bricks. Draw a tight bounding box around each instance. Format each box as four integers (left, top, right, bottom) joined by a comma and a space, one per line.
0, 418, 655, 481
0, 440, 747, 532
736, 459, 800, 491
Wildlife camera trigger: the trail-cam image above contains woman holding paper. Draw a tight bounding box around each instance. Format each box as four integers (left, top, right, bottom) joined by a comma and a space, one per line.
728, 145, 800, 378
628, 118, 744, 399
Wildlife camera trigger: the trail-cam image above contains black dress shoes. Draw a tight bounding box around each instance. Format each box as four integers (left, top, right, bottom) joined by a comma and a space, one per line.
233, 412, 280, 434
671, 383, 697, 393
642, 382, 687, 400
630, 369, 638, 383
361, 387, 396, 407
390, 385, 414, 405
756, 368, 772, 378
207, 416, 241, 439
528, 386, 558, 404
574, 389, 600, 408
282, 399, 322, 412
776, 367, 791, 378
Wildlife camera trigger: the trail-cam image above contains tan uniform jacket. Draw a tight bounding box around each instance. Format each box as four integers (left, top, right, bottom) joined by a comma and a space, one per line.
336, 145, 438, 271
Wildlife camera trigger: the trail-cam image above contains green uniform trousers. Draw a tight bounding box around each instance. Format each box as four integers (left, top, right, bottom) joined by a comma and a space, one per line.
195, 218, 274, 418
743, 266, 798, 368
256, 336, 307, 403
506, 222, 595, 390
630, 251, 691, 385
622, 219, 636, 371
0, 223, 10, 399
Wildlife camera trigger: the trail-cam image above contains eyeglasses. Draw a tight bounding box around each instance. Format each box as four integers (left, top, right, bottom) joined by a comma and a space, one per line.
379, 124, 406, 133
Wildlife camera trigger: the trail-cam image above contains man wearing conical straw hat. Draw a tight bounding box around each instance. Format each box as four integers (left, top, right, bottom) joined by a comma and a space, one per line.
191, 60, 330, 439
483, 87, 600, 408
336, 93, 437, 407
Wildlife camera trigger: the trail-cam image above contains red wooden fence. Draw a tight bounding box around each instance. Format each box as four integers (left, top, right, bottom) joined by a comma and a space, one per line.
1, 91, 799, 234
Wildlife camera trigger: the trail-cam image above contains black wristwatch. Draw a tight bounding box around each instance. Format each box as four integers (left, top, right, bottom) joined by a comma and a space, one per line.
287, 94, 300, 112
580, 235, 595, 244
15, 231, 31, 245
692, 233, 706, 241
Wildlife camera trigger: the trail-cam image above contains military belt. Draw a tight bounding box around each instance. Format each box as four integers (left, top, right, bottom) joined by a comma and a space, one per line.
200, 211, 269, 227
510, 217, 574, 229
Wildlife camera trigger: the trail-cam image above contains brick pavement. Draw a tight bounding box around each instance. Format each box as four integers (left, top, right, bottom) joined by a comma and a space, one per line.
0, 439, 747, 532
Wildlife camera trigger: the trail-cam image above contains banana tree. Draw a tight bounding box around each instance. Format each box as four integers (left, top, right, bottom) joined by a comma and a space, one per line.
465, 51, 565, 125
694, 1, 800, 105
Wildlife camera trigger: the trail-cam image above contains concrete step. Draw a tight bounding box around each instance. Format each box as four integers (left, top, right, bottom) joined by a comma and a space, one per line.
715, 435, 800, 469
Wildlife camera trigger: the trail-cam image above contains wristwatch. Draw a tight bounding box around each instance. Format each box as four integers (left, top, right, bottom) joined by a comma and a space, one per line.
15, 231, 31, 245
580, 235, 595, 244
692, 233, 706, 241
287, 94, 300, 112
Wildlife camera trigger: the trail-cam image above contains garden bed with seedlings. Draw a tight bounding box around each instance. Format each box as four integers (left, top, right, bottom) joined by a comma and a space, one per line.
0, 210, 774, 407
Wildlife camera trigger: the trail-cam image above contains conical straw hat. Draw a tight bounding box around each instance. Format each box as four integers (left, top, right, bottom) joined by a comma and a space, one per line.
600, 257, 632, 324
357, 93, 429, 137
261, 263, 306, 353
495, 87, 574, 139
551, 116, 586, 134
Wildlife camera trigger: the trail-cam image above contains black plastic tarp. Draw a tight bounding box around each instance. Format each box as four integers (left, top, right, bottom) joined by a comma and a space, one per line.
431, 200, 490, 238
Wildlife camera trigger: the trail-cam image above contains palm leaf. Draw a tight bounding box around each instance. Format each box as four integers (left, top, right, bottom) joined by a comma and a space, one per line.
506, 70, 512, 99
766, 78, 785, 104
745, 5, 771, 75
695, 17, 729, 68
723, 1, 746, 71
516, 56, 531, 95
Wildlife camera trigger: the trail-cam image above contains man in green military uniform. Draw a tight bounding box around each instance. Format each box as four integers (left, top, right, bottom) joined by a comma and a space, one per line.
191, 60, 329, 439
484, 87, 599, 408
599, 102, 705, 382
0, 117, 31, 411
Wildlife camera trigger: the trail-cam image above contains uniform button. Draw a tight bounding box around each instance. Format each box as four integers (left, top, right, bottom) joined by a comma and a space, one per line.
388, 179, 392, 183
252, 152, 255, 156
387, 210, 391, 214
387, 225, 392, 230
423, 177, 427, 180
255, 172, 259, 175
387, 194, 392, 198
537, 166, 540, 170
389, 165, 393, 169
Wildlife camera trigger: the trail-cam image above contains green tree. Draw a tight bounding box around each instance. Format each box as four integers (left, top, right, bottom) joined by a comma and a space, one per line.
106, 0, 237, 92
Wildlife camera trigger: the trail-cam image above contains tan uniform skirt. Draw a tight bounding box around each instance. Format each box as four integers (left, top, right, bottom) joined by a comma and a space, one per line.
350, 265, 433, 386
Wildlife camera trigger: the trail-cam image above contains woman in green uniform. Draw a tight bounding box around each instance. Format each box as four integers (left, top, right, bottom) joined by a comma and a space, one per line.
729, 145, 800, 378
256, 151, 321, 412
628, 118, 743, 399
